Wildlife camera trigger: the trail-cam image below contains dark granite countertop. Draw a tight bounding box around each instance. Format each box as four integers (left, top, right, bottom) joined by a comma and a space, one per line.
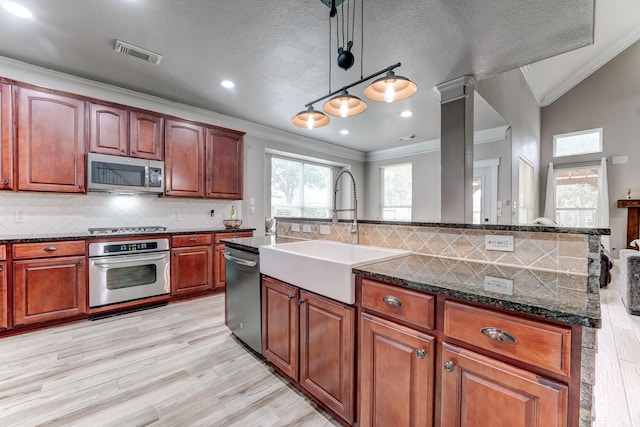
353, 254, 601, 328
222, 235, 298, 254
0, 228, 256, 244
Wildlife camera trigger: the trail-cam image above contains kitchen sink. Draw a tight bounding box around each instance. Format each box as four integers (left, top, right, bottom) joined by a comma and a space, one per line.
259, 240, 411, 304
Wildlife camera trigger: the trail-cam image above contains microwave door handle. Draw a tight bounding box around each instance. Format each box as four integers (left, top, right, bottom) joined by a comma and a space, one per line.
93, 254, 168, 267
223, 252, 258, 268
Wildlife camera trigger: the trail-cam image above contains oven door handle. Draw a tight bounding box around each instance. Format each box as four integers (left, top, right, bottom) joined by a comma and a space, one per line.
93, 254, 168, 267
223, 252, 258, 268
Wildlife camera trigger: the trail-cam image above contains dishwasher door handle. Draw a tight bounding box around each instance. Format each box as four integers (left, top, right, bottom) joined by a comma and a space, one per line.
224, 252, 258, 268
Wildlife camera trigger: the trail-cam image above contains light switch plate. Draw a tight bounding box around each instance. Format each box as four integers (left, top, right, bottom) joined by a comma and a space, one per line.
319, 225, 331, 235
302, 224, 313, 233
291, 223, 300, 232
484, 275, 514, 295
485, 235, 514, 251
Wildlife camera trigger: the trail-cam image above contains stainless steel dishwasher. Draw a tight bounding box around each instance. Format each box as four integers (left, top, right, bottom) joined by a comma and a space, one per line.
224, 246, 262, 354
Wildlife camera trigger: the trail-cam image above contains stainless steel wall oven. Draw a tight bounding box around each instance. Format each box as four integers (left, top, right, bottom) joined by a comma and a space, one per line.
88, 237, 170, 308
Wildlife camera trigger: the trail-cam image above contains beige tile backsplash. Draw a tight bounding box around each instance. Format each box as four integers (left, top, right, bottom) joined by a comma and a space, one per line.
276, 219, 591, 275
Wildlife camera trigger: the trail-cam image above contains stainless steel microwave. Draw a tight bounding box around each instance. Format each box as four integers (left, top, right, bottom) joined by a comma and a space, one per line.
87, 153, 164, 194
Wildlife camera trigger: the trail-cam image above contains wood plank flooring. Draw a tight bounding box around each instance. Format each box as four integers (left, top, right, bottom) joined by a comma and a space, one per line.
0, 273, 637, 426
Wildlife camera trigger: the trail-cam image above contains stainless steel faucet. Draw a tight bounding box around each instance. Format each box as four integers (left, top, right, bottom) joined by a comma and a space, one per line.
332, 170, 358, 244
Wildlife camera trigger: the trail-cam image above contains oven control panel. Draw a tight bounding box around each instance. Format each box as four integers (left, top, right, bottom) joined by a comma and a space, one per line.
89, 238, 170, 257
104, 242, 159, 254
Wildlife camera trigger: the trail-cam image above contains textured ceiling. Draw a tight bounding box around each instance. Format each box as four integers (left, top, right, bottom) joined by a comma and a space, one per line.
0, 0, 595, 152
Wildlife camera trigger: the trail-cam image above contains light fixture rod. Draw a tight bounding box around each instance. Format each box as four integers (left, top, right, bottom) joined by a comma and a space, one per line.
304, 62, 401, 108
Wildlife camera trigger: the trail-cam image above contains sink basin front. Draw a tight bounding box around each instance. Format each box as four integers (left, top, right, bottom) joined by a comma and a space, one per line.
259, 240, 411, 304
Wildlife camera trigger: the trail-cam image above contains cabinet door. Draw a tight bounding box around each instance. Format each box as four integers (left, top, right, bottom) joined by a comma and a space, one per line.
262, 276, 299, 380
214, 243, 226, 289
0, 261, 7, 329
360, 313, 435, 427
440, 343, 568, 427
13, 256, 87, 326
0, 83, 13, 190
90, 102, 127, 156
18, 87, 86, 193
300, 291, 355, 424
171, 246, 213, 296
164, 119, 204, 197
206, 128, 244, 199
130, 110, 163, 160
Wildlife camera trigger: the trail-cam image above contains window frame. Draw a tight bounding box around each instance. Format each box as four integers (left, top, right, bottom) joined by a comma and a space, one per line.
380, 162, 412, 221
553, 163, 600, 227
552, 128, 603, 158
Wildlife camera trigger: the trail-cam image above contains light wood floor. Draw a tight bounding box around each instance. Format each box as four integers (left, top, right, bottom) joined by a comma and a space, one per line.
0, 279, 637, 426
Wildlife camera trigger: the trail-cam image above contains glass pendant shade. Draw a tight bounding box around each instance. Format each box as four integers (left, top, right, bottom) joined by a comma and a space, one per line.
323, 90, 367, 117
291, 106, 330, 129
364, 71, 418, 103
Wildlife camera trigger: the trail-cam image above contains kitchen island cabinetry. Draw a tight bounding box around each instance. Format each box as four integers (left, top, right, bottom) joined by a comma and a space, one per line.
12, 241, 87, 326
262, 276, 355, 424
0, 244, 7, 329
18, 87, 86, 193
164, 119, 205, 197
205, 127, 244, 200
0, 83, 13, 191
171, 234, 213, 297
214, 231, 253, 289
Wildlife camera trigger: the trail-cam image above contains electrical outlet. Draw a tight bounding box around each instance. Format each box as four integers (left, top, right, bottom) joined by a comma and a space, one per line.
250, 206, 255, 214
173, 211, 180, 221
15, 211, 26, 223
303, 224, 313, 233
319, 225, 331, 235
485, 235, 514, 252
484, 276, 514, 295
291, 223, 300, 232
210, 209, 215, 217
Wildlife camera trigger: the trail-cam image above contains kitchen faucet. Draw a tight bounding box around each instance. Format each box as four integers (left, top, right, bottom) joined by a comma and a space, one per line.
332, 170, 358, 244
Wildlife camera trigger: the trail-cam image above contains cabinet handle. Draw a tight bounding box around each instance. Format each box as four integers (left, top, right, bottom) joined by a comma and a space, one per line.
298, 299, 305, 306
287, 294, 295, 301
43, 246, 58, 252
79, 260, 83, 266
416, 349, 426, 359
78, 184, 83, 189
444, 361, 455, 372
2, 180, 8, 185
480, 327, 518, 343
382, 295, 403, 307
189, 237, 197, 241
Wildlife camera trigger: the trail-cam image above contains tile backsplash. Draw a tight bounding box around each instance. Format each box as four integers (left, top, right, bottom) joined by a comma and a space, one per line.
0, 192, 239, 235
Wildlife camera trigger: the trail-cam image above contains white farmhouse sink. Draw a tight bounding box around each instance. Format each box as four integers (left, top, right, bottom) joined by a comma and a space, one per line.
259, 240, 411, 304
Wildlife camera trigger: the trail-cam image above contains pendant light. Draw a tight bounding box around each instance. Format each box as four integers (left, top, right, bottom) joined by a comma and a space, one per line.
291, 106, 330, 129
364, 70, 418, 103
323, 90, 367, 117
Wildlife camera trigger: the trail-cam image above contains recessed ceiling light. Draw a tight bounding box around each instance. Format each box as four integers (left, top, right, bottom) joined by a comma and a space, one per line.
400, 110, 413, 118
340, 129, 349, 135
220, 80, 235, 89
2, 1, 32, 18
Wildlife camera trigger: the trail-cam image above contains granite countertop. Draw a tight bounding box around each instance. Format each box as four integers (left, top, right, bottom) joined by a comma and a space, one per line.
222, 235, 297, 254
0, 227, 256, 244
353, 254, 601, 328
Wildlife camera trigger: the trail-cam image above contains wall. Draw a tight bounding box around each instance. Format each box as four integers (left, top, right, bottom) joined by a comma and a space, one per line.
476, 68, 542, 223
540, 40, 640, 257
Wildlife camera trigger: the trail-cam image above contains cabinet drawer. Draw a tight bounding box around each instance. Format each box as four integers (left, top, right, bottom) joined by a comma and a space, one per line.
0, 244, 5, 261
361, 279, 434, 330
444, 301, 571, 376
214, 231, 252, 244
171, 234, 212, 247
13, 241, 86, 259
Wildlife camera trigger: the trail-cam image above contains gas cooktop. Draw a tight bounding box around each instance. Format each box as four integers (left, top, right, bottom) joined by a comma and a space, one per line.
87, 226, 167, 235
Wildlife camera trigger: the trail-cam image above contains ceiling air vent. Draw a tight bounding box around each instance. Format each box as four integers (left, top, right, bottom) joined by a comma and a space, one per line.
114, 40, 163, 65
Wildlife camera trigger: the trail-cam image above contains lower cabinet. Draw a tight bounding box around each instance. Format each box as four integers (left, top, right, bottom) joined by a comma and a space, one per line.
214, 231, 253, 289
13, 256, 87, 326
171, 234, 213, 296
0, 258, 7, 330
360, 313, 435, 427
262, 276, 355, 424
439, 343, 568, 427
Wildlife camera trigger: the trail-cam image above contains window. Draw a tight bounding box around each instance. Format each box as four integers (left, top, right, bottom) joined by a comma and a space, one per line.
381, 163, 412, 221
554, 166, 599, 227
553, 128, 602, 157
270, 156, 332, 218
518, 158, 534, 224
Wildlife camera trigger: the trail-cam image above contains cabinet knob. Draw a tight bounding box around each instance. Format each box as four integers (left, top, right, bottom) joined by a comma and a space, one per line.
416, 349, 426, 359
189, 237, 197, 241
43, 246, 58, 252
480, 327, 518, 343
382, 295, 404, 307
1, 180, 8, 185
444, 361, 455, 372
298, 299, 305, 306
287, 294, 295, 301
79, 260, 84, 266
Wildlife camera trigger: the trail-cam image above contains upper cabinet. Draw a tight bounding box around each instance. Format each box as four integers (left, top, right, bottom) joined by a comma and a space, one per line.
18, 87, 86, 193
164, 118, 205, 197
206, 127, 244, 200
90, 103, 163, 160
0, 83, 13, 190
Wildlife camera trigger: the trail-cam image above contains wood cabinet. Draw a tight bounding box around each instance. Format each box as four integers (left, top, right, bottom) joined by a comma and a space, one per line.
164, 118, 205, 197
206, 128, 244, 199
214, 231, 253, 289
12, 240, 87, 326
18, 87, 86, 193
0, 244, 7, 329
440, 343, 568, 427
129, 110, 163, 160
262, 276, 355, 424
171, 234, 213, 296
0, 83, 13, 190
359, 280, 435, 427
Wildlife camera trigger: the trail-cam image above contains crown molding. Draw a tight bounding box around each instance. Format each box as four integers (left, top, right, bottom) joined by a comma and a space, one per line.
434, 75, 476, 104
0, 56, 366, 163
